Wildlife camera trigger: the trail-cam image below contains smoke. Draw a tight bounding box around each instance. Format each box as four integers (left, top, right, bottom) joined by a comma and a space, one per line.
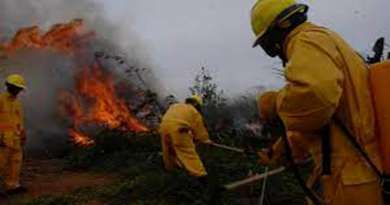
0, 51, 77, 157
0, 0, 157, 157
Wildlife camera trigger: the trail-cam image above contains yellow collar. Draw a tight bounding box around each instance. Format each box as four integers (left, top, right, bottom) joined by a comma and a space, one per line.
4, 91, 17, 100
283, 22, 314, 54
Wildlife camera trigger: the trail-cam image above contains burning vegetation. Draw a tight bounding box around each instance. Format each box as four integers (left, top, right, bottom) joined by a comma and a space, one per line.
59, 64, 149, 147
1, 19, 152, 147
0, 18, 290, 205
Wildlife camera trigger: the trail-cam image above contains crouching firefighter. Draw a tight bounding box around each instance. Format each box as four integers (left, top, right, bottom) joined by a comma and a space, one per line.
159, 95, 213, 182
0, 74, 27, 195
251, 0, 384, 204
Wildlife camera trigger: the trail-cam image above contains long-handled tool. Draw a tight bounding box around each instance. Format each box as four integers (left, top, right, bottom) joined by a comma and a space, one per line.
224, 159, 312, 191
258, 167, 269, 205
210, 141, 312, 198
224, 166, 285, 190
210, 142, 245, 153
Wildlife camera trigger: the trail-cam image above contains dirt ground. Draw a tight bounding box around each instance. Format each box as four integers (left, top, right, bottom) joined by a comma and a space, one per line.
0, 159, 114, 205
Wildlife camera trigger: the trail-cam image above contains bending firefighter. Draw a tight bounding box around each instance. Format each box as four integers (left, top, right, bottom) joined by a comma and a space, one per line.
0, 74, 27, 194
159, 95, 212, 179
251, 0, 383, 204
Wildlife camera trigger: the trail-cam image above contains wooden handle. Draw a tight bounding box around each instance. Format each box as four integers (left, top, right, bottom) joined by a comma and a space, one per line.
224, 166, 286, 190
211, 143, 245, 153
224, 159, 312, 190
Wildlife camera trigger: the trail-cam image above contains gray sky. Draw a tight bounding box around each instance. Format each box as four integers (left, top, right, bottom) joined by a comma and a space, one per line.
94, 0, 390, 98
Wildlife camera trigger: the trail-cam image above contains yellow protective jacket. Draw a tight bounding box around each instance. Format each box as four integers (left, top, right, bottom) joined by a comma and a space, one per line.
265, 22, 383, 205
159, 103, 210, 177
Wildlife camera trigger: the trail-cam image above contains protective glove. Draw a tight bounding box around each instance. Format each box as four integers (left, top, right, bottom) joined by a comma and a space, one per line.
16, 126, 26, 146
257, 148, 275, 166
257, 91, 278, 124
203, 139, 214, 145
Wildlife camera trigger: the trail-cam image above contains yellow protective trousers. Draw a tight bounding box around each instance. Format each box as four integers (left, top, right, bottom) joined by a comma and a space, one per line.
0, 143, 22, 190
160, 124, 207, 177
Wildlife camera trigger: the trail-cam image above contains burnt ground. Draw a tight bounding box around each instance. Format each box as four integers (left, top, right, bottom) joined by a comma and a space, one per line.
0, 159, 114, 205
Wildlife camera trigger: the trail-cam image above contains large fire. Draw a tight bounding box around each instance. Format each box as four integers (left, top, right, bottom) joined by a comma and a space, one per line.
2, 19, 88, 55
59, 64, 149, 146
1, 19, 149, 146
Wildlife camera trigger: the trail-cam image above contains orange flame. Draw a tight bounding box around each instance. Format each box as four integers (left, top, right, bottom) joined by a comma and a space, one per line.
69, 129, 95, 147
2, 19, 89, 55
73, 64, 148, 129
63, 64, 149, 147
2, 19, 149, 147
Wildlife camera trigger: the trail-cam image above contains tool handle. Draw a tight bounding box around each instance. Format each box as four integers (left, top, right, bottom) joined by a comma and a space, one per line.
225, 167, 286, 190
211, 142, 245, 153
224, 159, 312, 191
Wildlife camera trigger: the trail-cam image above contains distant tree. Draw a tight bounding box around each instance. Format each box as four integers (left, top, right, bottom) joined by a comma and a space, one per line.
189, 67, 229, 132
189, 66, 227, 108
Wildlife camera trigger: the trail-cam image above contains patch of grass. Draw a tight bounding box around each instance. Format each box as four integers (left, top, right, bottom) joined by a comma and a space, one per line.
64, 130, 161, 170
24, 129, 308, 205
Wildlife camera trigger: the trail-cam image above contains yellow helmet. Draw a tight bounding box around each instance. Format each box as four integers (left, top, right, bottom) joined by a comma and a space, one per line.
190, 95, 203, 106
6, 74, 26, 89
251, 0, 307, 47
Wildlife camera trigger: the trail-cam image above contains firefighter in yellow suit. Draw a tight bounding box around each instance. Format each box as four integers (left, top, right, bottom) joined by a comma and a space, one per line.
251, 0, 383, 204
159, 95, 212, 178
0, 74, 27, 194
